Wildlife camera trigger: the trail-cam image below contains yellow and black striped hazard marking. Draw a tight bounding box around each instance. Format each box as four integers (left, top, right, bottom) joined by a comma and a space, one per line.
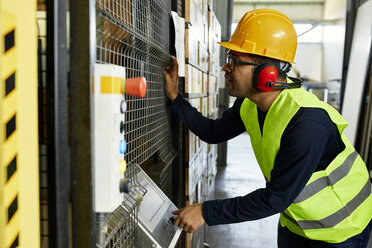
1, 10, 19, 248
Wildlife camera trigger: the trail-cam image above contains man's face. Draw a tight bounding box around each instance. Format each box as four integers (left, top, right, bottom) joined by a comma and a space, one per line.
223, 51, 257, 98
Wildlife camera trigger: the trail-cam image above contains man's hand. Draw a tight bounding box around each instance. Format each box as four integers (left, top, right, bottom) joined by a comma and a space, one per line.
163, 56, 179, 101
172, 204, 205, 233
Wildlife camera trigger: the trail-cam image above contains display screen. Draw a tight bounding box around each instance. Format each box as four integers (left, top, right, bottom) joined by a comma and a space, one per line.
138, 177, 165, 222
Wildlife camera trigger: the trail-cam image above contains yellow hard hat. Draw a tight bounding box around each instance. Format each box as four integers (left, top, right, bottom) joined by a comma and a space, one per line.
219, 9, 297, 63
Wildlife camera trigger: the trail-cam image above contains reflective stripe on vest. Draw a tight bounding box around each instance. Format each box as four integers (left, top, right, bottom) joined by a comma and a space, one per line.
283, 178, 371, 229
240, 88, 372, 243
293, 151, 358, 204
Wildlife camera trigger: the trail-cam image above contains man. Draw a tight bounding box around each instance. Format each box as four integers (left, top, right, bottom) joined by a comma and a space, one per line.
164, 9, 372, 247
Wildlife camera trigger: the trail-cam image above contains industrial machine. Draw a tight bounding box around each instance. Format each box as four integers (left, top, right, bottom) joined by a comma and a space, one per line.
92, 64, 180, 247
92, 63, 147, 212
92, 63, 142, 248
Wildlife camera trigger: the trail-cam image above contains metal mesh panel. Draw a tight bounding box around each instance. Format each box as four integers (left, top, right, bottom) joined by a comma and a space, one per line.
159, 163, 171, 196
95, 0, 177, 246
104, 205, 137, 248
177, 0, 182, 17
103, 164, 147, 248
96, 0, 177, 168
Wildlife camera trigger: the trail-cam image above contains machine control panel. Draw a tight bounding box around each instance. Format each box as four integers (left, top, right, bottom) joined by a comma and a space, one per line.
127, 164, 182, 248
92, 64, 147, 213
92, 64, 127, 212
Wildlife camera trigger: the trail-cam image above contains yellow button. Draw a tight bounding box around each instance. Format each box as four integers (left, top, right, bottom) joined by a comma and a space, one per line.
119, 159, 127, 173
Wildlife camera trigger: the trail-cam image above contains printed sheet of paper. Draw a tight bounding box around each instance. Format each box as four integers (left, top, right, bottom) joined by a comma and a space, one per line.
171, 11, 185, 77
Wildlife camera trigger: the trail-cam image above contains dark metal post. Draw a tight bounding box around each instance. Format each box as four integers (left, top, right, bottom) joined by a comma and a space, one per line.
70, 0, 96, 246
341, 0, 357, 111
213, 0, 234, 166
46, 0, 70, 246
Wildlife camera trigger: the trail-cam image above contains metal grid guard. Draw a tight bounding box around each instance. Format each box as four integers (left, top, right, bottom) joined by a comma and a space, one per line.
96, 0, 177, 247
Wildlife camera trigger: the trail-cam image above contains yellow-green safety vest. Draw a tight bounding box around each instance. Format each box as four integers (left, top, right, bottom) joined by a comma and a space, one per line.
240, 87, 372, 243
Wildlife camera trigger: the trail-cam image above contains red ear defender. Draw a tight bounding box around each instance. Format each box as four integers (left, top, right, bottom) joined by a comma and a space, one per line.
253, 63, 279, 92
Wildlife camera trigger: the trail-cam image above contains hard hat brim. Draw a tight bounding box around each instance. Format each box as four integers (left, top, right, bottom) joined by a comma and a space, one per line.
217, 41, 295, 64
218, 41, 248, 54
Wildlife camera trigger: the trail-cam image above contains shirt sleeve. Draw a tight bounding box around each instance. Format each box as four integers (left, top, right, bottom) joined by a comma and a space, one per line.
202, 109, 335, 225
168, 93, 246, 144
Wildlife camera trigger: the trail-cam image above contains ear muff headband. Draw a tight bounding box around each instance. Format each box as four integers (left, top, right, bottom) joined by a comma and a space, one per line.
267, 76, 303, 89
253, 63, 303, 92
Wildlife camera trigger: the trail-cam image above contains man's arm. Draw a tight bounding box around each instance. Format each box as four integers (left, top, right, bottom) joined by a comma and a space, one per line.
169, 94, 246, 143
202, 108, 340, 225
164, 56, 245, 143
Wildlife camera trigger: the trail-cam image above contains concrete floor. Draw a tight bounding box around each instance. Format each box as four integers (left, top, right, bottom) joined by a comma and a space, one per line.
205, 133, 372, 248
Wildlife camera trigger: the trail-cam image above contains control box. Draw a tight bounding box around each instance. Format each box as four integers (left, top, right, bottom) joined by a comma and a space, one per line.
92, 64, 127, 212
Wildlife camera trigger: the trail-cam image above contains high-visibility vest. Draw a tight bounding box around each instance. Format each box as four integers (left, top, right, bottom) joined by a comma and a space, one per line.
240, 87, 372, 243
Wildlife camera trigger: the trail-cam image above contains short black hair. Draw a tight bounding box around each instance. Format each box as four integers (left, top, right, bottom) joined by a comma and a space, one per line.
250, 54, 289, 81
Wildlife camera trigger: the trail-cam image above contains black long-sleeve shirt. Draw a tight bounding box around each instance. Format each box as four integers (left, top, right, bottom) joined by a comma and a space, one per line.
169, 93, 343, 225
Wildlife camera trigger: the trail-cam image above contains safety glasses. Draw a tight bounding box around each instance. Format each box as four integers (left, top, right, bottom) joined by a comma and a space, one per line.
227, 55, 261, 71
